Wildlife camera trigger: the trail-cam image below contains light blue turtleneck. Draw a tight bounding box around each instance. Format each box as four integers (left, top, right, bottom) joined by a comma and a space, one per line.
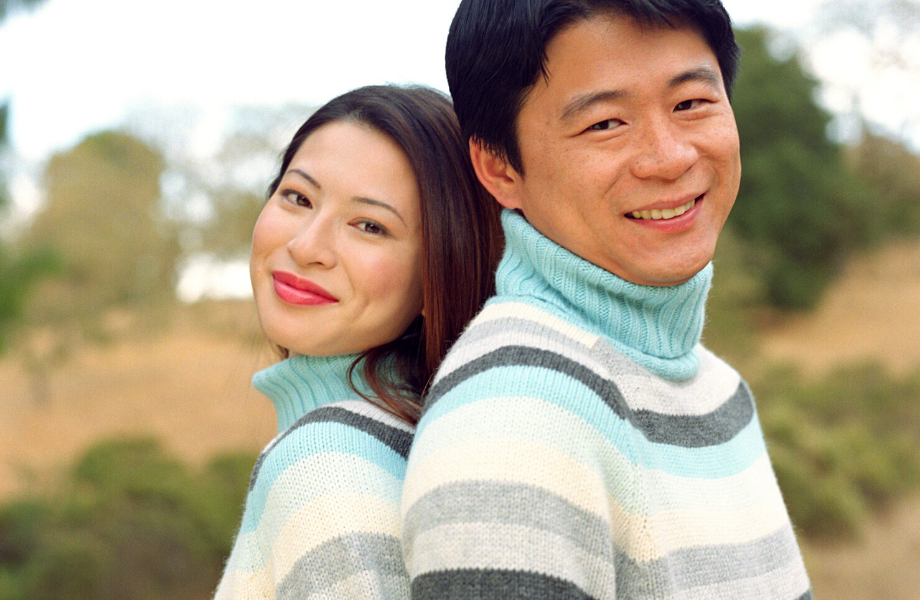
494, 209, 712, 380
216, 353, 413, 600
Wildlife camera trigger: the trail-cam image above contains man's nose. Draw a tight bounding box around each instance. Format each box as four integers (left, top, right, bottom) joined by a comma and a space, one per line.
630, 118, 698, 180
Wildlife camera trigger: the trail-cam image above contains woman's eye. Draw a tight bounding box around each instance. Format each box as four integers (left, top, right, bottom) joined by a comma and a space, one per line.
356, 221, 386, 235
281, 190, 311, 207
589, 119, 623, 131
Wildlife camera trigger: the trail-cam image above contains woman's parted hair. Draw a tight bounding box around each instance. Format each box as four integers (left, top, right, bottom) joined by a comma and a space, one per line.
267, 85, 503, 425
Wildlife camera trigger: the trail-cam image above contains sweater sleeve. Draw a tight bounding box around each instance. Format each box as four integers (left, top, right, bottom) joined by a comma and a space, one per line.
215, 401, 413, 600
402, 342, 621, 600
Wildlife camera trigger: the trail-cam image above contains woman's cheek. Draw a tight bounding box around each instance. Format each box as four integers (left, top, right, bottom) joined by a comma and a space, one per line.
368, 249, 424, 312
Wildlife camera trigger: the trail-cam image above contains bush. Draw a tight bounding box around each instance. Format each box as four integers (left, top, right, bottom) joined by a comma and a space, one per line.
0, 437, 254, 600
754, 362, 920, 539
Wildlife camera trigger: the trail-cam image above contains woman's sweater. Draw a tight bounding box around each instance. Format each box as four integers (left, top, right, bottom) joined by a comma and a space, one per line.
402, 209, 811, 600
215, 354, 414, 599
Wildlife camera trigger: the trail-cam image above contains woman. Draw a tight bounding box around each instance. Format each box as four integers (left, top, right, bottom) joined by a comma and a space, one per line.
213, 85, 502, 599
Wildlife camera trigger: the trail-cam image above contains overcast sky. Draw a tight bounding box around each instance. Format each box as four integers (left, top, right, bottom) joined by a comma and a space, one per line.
0, 0, 867, 161
2, 0, 915, 301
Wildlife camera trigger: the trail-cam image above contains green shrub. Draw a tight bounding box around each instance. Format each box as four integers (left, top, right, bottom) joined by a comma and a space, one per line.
0, 437, 254, 600
754, 362, 920, 539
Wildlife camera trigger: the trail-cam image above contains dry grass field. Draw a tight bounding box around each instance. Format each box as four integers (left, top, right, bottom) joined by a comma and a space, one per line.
0, 302, 277, 499
761, 240, 920, 377
758, 240, 920, 600
1, 240, 919, 599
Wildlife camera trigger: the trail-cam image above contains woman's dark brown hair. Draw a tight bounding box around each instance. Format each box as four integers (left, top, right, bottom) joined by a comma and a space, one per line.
267, 85, 503, 425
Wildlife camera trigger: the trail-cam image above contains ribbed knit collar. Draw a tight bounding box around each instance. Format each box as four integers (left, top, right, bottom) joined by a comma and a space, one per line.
496, 209, 712, 380
253, 354, 370, 432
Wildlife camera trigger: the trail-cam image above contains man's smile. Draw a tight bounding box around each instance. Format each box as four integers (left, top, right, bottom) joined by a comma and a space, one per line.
628, 196, 699, 220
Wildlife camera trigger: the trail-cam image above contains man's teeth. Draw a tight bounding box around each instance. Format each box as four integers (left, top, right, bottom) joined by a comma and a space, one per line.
630, 198, 696, 220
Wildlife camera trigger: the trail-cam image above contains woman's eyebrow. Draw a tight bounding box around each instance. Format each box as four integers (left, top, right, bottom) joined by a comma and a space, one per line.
286, 168, 406, 224
287, 168, 321, 188
352, 196, 406, 225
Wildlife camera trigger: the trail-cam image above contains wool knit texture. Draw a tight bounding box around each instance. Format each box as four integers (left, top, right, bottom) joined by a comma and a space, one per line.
401, 209, 812, 600
214, 353, 414, 600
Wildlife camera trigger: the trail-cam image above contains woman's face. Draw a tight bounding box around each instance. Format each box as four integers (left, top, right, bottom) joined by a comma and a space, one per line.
250, 120, 425, 357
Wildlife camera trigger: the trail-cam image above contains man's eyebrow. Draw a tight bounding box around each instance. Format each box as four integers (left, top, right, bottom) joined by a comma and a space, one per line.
668, 66, 722, 90
559, 66, 723, 122
352, 196, 406, 224
560, 90, 626, 122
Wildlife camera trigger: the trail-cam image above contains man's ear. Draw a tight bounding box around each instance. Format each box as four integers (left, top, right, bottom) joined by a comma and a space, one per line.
469, 139, 524, 210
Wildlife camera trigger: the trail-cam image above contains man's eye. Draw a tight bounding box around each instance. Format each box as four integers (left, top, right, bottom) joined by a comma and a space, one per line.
589, 119, 622, 131
675, 99, 703, 111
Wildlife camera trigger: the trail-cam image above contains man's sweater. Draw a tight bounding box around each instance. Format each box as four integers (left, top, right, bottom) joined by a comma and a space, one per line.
402, 209, 811, 600
215, 354, 414, 599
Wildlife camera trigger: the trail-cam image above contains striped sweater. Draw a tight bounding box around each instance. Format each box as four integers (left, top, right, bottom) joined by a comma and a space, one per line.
214, 354, 414, 600
402, 209, 811, 600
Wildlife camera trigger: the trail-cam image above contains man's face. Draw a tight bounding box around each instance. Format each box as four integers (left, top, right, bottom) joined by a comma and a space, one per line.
498, 14, 741, 286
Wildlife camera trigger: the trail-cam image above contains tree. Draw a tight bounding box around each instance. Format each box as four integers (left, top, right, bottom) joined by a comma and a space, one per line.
725, 27, 872, 308
0, 0, 47, 188
192, 128, 278, 259
0, 245, 59, 351
24, 131, 179, 324
144, 104, 310, 262
0, 0, 44, 21
846, 132, 920, 237
0, 47, 58, 353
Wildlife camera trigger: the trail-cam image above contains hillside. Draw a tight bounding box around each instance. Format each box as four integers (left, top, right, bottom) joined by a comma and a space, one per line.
1, 240, 919, 599
761, 240, 920, 376
0, 303, 277, 499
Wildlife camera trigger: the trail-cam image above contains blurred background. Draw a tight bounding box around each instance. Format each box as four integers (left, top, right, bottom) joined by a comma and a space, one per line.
1, 0, 918, 598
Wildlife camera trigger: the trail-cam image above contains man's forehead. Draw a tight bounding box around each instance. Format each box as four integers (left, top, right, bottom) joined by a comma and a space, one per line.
527, 16, 719, 105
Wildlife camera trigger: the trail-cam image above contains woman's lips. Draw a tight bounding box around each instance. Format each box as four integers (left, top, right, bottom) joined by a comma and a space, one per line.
272, 271, 338, 306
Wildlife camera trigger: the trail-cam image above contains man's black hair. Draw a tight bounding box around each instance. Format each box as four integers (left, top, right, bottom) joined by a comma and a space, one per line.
445, 0, 739, 174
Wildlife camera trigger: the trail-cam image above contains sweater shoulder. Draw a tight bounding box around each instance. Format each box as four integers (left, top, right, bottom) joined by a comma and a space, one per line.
424, 298, 615, 429
424, 298, 753, 451
442, 297, 743, 384
216, 398, 413, 600
433, 299, 744, 399
437, 298, 600, 374
249, 399, 414, 494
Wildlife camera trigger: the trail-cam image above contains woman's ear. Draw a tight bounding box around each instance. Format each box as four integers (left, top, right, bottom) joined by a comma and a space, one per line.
469, 139, 524, 211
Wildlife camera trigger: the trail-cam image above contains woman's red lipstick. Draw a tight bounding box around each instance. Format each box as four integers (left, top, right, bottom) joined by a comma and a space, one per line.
272, 272, 338, 306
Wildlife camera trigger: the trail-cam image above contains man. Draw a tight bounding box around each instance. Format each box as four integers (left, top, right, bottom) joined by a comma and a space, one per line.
401, 0, 812, 598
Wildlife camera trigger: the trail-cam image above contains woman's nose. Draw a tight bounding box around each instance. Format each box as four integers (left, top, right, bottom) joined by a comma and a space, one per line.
286, 218, 338, 268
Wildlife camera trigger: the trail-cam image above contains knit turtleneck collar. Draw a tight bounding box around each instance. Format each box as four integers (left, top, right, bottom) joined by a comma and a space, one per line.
253, 354, 371, 432
495, 209, 712, 380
